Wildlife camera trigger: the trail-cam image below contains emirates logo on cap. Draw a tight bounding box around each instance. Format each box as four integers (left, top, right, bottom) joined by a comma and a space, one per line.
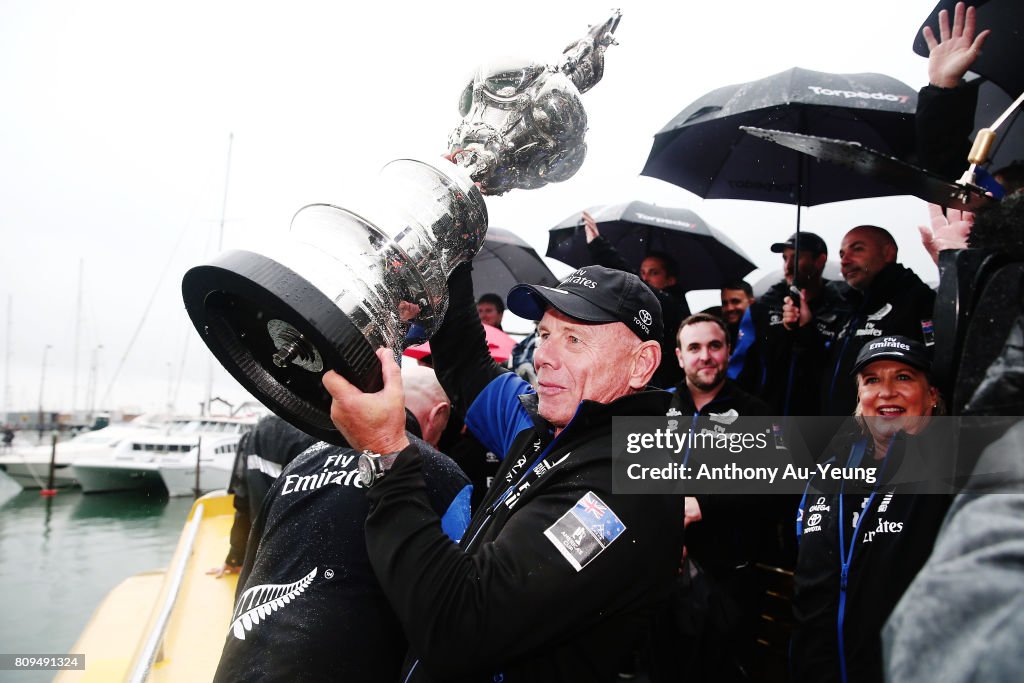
870, 337, 910, 351
561, 269, 598, 290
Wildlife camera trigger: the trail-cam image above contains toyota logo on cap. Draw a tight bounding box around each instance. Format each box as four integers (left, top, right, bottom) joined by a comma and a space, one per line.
638, 309, 652, 326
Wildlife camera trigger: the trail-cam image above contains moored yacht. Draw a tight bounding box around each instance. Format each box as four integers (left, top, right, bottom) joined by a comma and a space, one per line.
0, 417, 165, 489
72, 415, 257, 494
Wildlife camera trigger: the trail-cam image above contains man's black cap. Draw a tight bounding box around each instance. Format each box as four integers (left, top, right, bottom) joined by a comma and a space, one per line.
507, 265, 664, 343
851, 335, 932, 376
770, 231, 828, 256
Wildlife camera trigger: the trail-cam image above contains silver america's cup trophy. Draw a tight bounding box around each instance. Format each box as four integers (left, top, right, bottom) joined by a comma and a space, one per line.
181, 10, 621, 443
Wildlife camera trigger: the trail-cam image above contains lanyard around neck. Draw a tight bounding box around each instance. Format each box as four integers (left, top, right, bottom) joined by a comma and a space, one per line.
836, 435, 896, 683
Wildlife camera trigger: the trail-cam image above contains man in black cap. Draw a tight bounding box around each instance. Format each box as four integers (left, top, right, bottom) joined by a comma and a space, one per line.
784, 226, 936, 417
729, 231, 845, 416
322, 263, 685, 682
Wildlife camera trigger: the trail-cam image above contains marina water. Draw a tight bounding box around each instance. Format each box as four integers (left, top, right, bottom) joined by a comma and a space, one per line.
0, 474, 196, 682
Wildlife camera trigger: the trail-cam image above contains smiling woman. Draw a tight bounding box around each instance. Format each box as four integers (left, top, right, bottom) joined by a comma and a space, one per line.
792, 335, 954, 683
853, 337, 945, 454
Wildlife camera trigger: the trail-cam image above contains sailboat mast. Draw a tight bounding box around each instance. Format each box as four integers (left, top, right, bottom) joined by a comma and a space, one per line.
205, 133, 233, 415
72, 259, 84, 415
3, 294, 10, 418
218, 133, 233, 252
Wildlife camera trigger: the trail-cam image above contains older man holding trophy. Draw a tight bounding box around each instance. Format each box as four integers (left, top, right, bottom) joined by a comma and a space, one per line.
188, 10, 688, 681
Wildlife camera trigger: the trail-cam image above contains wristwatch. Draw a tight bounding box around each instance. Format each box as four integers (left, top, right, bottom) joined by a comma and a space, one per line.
358, 450, 399, 487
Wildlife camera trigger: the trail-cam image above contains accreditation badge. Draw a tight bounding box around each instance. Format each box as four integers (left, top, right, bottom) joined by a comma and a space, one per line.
543, 492, 626, 572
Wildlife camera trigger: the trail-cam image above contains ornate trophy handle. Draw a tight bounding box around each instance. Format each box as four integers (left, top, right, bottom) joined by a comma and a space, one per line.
449, 10, 622, 195
560, 8, 622, 94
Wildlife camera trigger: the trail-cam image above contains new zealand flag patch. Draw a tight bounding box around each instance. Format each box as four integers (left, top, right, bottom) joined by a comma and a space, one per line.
544, 491, 626, 572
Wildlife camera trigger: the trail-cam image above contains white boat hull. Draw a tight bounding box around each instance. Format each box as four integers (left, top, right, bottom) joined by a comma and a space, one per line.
73, 462, 166, 494
159, 461, 233, 497
0, 421, 167, 490
0, 460, 77, 489
72, 415, 252, 495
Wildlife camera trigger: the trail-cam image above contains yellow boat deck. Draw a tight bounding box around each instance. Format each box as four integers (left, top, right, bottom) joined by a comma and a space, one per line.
56, 492, 239, 683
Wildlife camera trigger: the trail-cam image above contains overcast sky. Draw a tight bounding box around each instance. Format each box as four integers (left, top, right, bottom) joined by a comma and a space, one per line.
0, 0, 952, 417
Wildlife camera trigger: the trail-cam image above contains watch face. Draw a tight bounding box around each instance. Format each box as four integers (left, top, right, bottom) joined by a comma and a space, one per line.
358, 455, 374, 487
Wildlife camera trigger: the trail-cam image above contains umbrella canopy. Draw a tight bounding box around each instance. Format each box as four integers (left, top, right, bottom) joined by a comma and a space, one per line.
472, 226, 558, 300
641, 67, 918, 206
750, 261, 843, 299
404, 323, 516, 364
913, 0, 1023, 100
739, 127, 994, 212
546, 201, 756, 291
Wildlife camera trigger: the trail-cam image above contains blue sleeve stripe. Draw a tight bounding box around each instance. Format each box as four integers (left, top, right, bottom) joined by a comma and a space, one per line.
727, 307, 756, 379
464, 373, 534, 458
440, 484, 473, 543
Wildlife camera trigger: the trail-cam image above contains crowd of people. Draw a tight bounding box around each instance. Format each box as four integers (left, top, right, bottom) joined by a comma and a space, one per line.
206, 3, 1023, 682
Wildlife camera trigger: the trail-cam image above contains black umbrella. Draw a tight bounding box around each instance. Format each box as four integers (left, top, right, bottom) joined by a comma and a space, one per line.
472, 226, 558, 300
545, 201, 756, 291
739, 127, 994, 212
641, 67, 918, 207
913, 0, 1023, 100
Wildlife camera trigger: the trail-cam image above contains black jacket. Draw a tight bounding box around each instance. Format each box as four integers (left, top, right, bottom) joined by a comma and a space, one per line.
668, 380, 788, 573
370, 263, 686, 682
224, 415, 317, 566
730, 279, 847, 416
586, 235, 689, 387
668, 377, 772, 422
791, 424, 953, 683
916, 81, 980, 182
817, 263, 936, 416
214, 437, 470, 683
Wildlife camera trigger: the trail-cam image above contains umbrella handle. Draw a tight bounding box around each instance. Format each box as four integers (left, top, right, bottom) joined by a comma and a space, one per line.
959, 89, 1024, 185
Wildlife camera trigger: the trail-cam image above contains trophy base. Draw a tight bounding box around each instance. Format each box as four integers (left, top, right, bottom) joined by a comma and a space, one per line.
182, 249, 380, 445
181, 158, 488, 444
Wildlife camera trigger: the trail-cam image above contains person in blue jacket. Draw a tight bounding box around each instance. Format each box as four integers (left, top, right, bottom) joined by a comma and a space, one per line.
323, 263, 687, 682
